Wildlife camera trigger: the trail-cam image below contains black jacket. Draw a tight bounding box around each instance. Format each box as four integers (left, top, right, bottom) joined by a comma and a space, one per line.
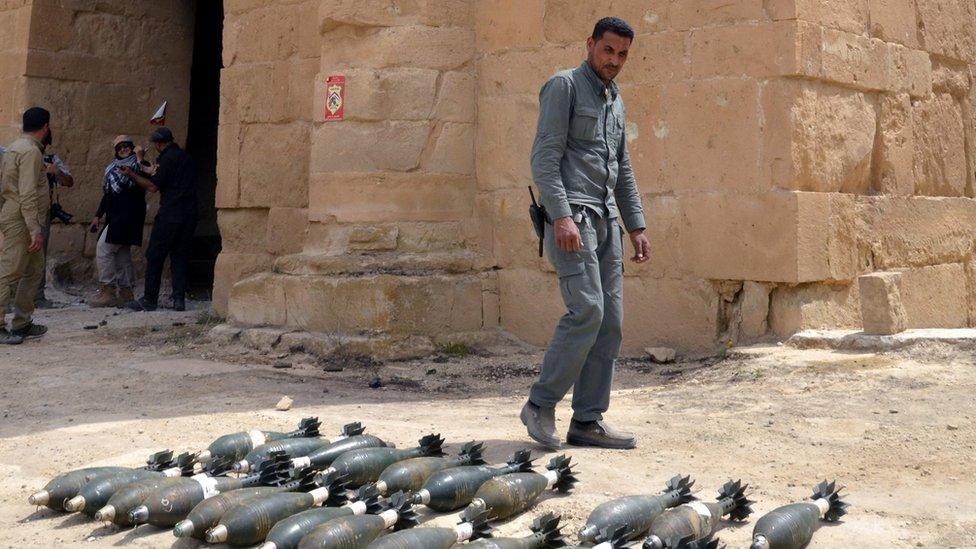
96, 162, 147, 247
150, 143, 198, 222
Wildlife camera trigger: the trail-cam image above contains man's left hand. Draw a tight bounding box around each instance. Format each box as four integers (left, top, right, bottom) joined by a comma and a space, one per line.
629, 229, 650, 263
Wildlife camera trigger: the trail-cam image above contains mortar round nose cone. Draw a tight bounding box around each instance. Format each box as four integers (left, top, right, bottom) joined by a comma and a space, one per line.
259, 542, 277, 549
64, 495, 85, 512
577, 525, 597, 543
645, 535, 663, 549
206, 524, 228, 544
94, 505, 115, 522
28, 490, 49, 506
128, 505, 149, 524
233, 460, 249, 473
196, 450, 212, 462
173, 519, 193, 538
374, 481, 388, 495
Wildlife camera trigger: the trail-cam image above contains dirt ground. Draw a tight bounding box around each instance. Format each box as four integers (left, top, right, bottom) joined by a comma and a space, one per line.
1, 299, 974, 548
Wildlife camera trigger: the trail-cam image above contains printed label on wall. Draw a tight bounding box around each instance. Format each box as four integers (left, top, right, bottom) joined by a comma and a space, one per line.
325, 75, 345, 121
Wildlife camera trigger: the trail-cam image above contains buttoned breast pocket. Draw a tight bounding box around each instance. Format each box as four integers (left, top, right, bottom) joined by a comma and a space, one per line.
570, 106, 601, 141
608, 103, 625, 146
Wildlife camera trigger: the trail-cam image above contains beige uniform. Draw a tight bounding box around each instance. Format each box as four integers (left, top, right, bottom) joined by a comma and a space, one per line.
0, 135, 49, 330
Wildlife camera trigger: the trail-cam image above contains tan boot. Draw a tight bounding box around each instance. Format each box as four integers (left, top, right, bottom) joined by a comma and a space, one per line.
117, 287, 134, 305
89, 284, 118, 308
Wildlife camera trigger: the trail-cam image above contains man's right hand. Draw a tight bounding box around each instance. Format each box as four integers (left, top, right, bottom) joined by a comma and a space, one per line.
90, 217, 100, 233
28, 232, 44, 253
553, 216, 582, 252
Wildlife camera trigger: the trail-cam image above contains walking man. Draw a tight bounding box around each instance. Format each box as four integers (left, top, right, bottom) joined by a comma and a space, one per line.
521, 17, 651, 449
0, 107, 55, 343
121, 127, 198, 312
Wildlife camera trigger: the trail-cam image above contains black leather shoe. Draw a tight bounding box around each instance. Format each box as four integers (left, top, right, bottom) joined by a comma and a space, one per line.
125, 297, 157, 312
566, 419, 637, 450
171, 297, 185, 312
520, 400, 561, 449
11, 322, 47, 339
0, 328, 24, 345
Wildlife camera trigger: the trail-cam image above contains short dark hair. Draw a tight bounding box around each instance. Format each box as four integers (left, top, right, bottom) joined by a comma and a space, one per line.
592, 17, 634, 42
23, 107, 50, 133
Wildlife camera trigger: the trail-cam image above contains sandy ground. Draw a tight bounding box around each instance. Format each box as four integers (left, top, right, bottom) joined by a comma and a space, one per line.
1, 299, 975, 548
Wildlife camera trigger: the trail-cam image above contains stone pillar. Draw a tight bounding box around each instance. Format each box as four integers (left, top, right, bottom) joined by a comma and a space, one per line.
0, 1, 32, 143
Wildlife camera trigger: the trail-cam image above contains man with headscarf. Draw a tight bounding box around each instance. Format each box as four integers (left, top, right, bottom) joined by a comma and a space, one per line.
0, 107, 54, 343
88, 135, 146, 307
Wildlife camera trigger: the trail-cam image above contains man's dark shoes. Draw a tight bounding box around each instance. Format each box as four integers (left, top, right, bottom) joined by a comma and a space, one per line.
0, 328, 24, 345
11, 322, 47, 339
171, 297, 185, 312
125, 297, 157, 312
566, 419, 637, 450
520, 400, 561, 449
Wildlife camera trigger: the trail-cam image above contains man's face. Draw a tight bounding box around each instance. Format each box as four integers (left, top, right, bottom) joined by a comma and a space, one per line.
586, 31, 631, 83
153, 141, 166, 153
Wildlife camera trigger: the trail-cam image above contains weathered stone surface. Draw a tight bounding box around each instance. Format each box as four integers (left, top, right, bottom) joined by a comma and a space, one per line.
348, 226, 399, 251
475, 95, 537, 190
267, 207, 308, 255
425, 123, 475, 174
331, 68, 439, 122
241, 326, 288, 349
912, 93, 967, 196
858, 272, 908, 335
310, 121, 432, 173
321, 25, 475, 71
477, 44, 580, 98
766, 0, 869, 34
477, 0, 545, 51
899, 263, 969, 328
875, 93, 915, 196
213, 252, 274, 315
769, 282, 861, 337
689, 22, 805, 79
916, 0, 976, 61
868, 0, 919, 47
434, 71, 476, 123
645, 347, 676, 363
624, 30, 688, 83
740, 281, 772, 339
308, 172, 474, 223
856, 196, 976, 268
218, 208, 269, 254
671, 0, 765, 29
239, 122, 310, 207
319, 0, 473, 31
279, 331, 340, 357
208, 324, 243, 344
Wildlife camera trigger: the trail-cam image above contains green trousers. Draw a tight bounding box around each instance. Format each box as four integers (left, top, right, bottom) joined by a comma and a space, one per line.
0, 212, 45, 330
530, 208, 624, 422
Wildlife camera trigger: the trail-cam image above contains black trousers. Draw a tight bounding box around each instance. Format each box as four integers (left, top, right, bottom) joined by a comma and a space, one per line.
143, 216, 197, 303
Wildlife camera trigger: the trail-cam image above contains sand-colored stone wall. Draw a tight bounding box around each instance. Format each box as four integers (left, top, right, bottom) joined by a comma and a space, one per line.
0, 1, 31, 144
5, 0, 195, 278
218, 0, 976, 354
213, 0, 321, 313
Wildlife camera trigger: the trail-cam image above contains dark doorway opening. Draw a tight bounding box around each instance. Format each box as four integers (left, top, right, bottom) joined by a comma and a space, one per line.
184, 0, 223, 297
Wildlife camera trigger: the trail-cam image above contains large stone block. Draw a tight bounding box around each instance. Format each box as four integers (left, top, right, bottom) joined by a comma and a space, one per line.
239, 122, 309, 208
855, 196, 976, 268
542, 0, 611, 44
213, 252, 273, 315
267, 207, 308, 255
766, 0, 869, 34
320, 25, 475, 71
476, 0, 545, 52
916, 0, 976, 62
434, 71, 476, 123
670, 0, 764, 30
310, 121, 431, 173
319, 0, 473, 31
678, 191, 857, 283
913, 93, 967, 197
820, 29, 890, 92
689, 21, 808, 79
875, 93, 915, 196
228, 271, 287, 325
763, 80, 876, 193
769, 281, 861, 337
475, 94, 537, 190
858, 272, 908, 335
215, 124, 241, 208
900, 263, 969, 328
225, 5, 300, 64
425, 122, 475, 174
868, 0, 918, 48
623, 30, 688, 84
308, 172, 475, 223
218, 208, 269, 254
477, 44, 581, 98
317, 68, 438, 122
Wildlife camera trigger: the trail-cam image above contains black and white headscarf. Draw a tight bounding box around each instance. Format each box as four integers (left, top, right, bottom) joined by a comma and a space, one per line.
102, 154, 139, 194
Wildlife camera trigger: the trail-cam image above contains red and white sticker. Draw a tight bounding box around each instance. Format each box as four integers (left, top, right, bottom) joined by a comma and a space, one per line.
324, 75, 345, 121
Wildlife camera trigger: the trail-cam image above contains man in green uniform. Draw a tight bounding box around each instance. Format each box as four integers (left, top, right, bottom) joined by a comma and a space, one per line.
521, 18, 650, 449
0, 107, 54, 343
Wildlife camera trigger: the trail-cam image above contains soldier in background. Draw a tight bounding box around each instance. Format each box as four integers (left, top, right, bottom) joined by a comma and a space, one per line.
0, 107, 55, 343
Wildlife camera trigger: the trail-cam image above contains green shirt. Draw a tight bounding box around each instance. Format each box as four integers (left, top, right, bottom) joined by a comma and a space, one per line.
530, 61, 645, 232
0, 135, 49, 235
